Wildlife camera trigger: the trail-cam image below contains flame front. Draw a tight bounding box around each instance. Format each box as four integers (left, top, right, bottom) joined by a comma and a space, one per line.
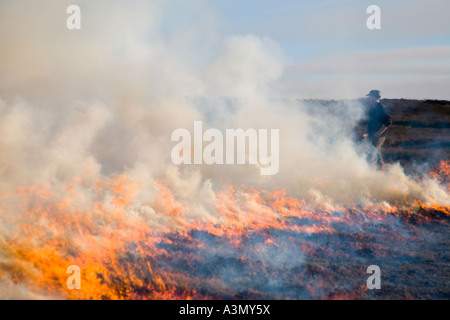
0, 162, 449, 300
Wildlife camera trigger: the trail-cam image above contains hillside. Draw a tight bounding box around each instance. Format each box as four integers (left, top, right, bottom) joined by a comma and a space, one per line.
378, 99, 450, 169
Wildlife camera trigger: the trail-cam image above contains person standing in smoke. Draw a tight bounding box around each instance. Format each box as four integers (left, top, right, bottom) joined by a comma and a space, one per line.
363, 90, 392, 169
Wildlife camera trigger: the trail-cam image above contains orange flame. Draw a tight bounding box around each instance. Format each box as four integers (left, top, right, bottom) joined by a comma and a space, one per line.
0, 164, 449, 299
430, 160, 450, 191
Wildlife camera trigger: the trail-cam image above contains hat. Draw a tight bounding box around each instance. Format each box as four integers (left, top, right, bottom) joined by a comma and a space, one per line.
366, 90, 381, 99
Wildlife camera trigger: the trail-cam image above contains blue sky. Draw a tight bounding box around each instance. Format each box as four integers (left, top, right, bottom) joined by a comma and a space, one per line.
203, 0, 450, 99
211, 0, 450, 58
1, 0, 448, 100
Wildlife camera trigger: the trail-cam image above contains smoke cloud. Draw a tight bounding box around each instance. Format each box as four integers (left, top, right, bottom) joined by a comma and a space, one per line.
0, 0, 448, 208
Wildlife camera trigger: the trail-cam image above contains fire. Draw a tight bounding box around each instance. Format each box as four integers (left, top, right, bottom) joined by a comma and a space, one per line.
0, 163, 449, 300
430, 160, 450, 191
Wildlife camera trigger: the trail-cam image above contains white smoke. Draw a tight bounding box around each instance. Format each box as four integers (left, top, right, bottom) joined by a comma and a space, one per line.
0, 0, 448, 210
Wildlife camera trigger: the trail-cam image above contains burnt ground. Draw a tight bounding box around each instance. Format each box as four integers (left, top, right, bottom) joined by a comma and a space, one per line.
146, 206, 450, 300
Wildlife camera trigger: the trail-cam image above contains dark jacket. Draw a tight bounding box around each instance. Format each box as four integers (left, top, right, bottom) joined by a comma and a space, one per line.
367, 102, 392, 137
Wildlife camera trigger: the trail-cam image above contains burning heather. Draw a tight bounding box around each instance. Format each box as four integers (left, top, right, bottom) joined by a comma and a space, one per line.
0, 1, 449, 300
0, 162, 448, 300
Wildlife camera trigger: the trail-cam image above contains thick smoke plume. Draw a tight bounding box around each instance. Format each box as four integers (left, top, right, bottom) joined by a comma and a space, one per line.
1, 0, 447, 204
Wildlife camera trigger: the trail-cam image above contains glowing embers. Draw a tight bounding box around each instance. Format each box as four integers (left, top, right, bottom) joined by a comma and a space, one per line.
430, 160, 450, 191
